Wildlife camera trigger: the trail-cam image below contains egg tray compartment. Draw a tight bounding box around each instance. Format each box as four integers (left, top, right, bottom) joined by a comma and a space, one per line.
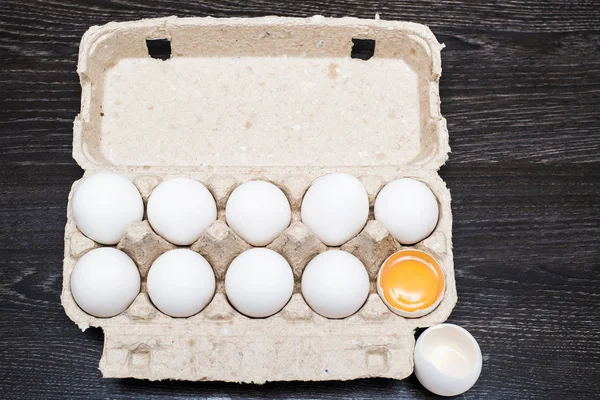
63, 16, 454, 382
62, 170, 456, 382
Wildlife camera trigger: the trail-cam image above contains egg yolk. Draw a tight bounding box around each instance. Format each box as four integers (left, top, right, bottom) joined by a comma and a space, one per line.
379, 250, 445, 314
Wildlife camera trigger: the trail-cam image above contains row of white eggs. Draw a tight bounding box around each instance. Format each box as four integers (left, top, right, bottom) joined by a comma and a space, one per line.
71, 172, 440, 248
71, 247, 370, 319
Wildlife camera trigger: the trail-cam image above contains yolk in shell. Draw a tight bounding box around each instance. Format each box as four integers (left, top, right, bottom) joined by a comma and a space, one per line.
378, 249, 445, 314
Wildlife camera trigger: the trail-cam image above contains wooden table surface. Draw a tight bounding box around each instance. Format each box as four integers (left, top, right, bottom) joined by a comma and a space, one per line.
1, 1, 599, 398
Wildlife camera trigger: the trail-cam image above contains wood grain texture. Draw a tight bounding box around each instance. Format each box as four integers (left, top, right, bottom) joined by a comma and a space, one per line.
1, 1, 599, 399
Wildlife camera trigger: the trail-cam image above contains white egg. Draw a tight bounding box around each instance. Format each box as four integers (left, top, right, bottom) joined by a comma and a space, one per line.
301, 173, 369, 246
70, 248, 141, 318
226, 181, 291, 246
301, 250, 370, 319
414, 324, 483, 397
225, 248, 293, 318
374, 178, 439, 244
147, 249, 216, 318
71, 172, 144, 245
147, 178, 217, 245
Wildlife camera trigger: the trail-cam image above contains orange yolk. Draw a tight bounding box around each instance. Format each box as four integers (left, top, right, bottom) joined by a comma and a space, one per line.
379, 250, 445, 314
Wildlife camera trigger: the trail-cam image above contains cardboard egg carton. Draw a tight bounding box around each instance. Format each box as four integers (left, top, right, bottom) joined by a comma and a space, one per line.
61, 16, 456, 383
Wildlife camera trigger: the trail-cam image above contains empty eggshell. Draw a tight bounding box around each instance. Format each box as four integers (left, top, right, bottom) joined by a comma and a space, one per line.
301, 173, 369, 246
147, 249, 216, 318
225, 180, 291, 246
147, 178, 217, 245
301, 250, 370, 319
414, 324, 483, 397
71, 172, 144, 245
225, 248, 294, 318
70, 247, 141, 318
374, 178, 439, 245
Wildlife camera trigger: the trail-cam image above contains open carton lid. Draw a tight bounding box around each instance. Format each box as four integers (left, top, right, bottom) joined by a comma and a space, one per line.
73, 16, 449, 173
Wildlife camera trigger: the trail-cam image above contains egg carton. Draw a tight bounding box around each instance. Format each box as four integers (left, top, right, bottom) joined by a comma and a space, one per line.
62, 16, 455, 383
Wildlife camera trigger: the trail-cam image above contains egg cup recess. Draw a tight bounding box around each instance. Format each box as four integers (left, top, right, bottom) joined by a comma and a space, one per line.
63, 16, 454, 383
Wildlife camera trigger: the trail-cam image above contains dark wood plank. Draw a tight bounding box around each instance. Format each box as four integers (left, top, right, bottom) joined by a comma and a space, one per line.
0, 1, 599, 399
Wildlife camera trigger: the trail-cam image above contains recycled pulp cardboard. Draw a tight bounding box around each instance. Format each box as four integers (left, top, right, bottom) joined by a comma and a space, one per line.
61, 15, 456, 383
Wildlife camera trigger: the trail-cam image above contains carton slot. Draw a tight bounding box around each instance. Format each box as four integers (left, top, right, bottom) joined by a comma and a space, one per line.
146, 38, 171, 60
351, 38, 376, 60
